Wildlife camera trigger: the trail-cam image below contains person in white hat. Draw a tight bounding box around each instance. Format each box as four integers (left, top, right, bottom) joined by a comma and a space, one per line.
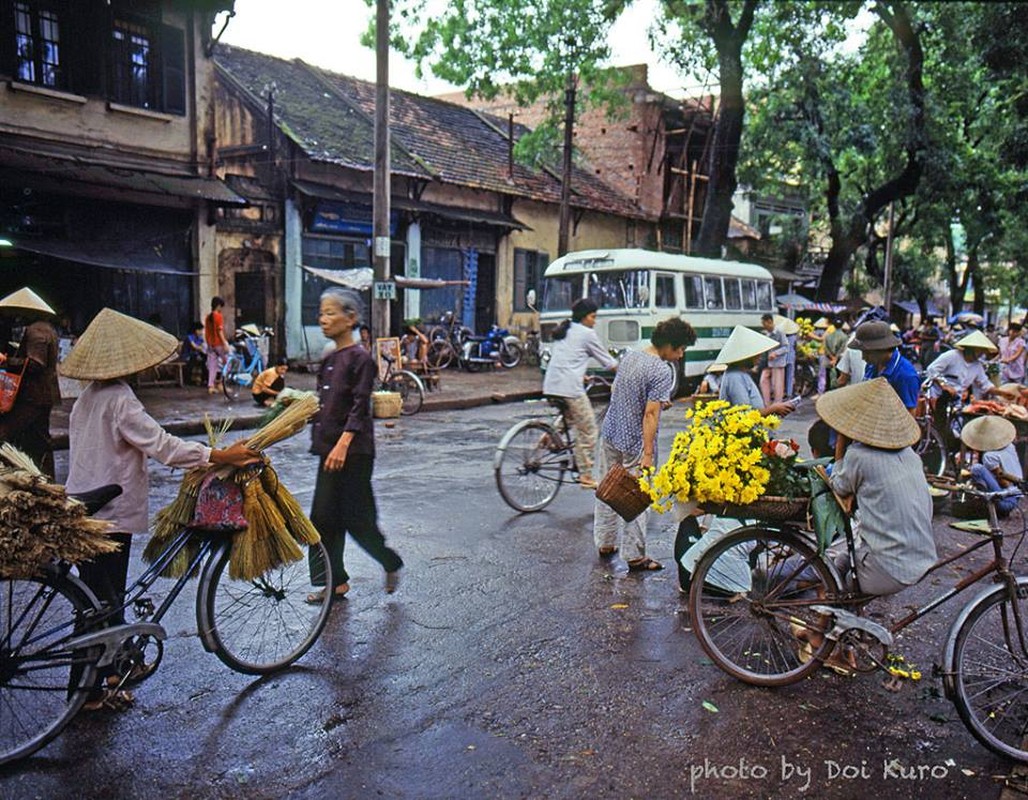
815, 378, 936, 596
923, 329, 1001, 448
60, 308, 260, 711
715, 326, 796, 417
0, 287, 61, 476
961, 415, 1023, 517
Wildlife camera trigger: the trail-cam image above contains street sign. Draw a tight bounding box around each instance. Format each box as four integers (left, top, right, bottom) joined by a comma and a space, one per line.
373, 281, 397, 300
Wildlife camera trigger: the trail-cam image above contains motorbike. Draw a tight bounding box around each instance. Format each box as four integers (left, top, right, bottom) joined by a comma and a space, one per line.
460, 324, 522, 370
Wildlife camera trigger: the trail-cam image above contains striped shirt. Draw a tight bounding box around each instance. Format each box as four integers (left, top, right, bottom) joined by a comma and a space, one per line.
830, 442, 936, 586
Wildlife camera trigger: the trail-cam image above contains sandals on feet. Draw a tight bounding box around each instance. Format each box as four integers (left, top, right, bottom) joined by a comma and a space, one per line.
627, 557, 663, 572
306, 584, 350, 604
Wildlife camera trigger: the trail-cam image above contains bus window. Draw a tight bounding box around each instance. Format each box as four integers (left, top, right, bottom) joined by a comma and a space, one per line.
654, 274, 676, 308
704, 276, 724, 309
741, 279, 758, 310
684, 274, 704, 309
756, 280, 774, 310
725, 278, 742, 310
540, 277, 578, 312
588, 270, 650, 309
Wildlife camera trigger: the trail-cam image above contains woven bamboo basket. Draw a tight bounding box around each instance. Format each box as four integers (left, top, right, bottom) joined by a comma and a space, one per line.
372, 391, 403, 419
596, 462, 652, 522
717, 495, 809, 522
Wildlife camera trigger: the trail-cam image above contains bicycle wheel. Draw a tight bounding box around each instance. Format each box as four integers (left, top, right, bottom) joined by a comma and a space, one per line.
689, 527, 843, 687
199, 539, 333, 675
950, 578, 1028, 762
494, 419, 569, 512
426, 340, 454, 370
387, 370, 425, 415
916, 424, 948, 478
0, 570, 101, 766
221, 356, 242, 400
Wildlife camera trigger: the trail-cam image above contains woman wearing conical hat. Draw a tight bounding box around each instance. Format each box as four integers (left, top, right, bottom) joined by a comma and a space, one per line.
815, 378, 936, 596
60, 309, 259, 711
713, 325, 797, 418
923, 329, 1000, 450
961, 415, 1023, 518
0, 287, 61, 476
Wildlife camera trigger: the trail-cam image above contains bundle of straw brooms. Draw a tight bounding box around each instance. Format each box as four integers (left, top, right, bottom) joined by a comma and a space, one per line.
146, 392, 321, 581
0, 444, 119, 579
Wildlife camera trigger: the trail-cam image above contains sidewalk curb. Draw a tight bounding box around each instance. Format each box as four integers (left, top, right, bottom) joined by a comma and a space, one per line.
49, 389, 543, 451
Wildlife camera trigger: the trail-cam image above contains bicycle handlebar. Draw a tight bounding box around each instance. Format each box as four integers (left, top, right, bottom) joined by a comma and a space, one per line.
927, 477, 1024, 502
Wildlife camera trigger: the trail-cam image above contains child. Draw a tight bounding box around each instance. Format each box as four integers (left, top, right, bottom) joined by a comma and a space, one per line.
961, 415, 1023, 517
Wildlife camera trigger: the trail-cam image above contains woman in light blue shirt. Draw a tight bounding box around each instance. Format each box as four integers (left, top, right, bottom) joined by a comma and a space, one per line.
542, 298, 618, 488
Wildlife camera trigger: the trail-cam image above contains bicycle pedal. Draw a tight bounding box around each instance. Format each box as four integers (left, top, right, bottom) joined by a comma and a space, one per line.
133, 597, 155, 620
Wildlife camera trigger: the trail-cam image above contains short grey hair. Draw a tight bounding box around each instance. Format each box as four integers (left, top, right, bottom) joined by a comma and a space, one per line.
319, 287, 364, 323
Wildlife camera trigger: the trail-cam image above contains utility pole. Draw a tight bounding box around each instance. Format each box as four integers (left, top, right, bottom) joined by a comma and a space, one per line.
883, 201, 896, 312
557, 67, 576, 257
372, 0, 391, 341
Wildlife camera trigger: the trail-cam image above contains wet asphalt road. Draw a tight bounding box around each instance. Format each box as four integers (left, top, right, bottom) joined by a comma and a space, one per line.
0, 400, 1018, 799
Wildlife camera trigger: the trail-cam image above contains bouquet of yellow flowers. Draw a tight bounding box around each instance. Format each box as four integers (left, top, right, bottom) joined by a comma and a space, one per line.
642, 400, 781, 512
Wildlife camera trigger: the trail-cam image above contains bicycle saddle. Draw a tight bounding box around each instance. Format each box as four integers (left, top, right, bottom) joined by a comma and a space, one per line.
544, 395, 569, 411
69, 484, 123, 515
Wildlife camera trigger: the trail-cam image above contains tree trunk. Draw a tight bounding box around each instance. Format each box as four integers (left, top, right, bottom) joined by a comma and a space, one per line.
944, 223, 961, 313
969, 247, 985, 315
815, 1, 925, 302
692, 0, 757, 258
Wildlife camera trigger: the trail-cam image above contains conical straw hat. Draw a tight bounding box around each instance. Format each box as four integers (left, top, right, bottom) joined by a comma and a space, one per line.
772, 314, 800, 335
815, 377, 920, 449
954, 329, 998, 352
714, 325, 780, 366
961, 415, 1016, 452
0, 287, 56, 315
813, 317, 829, 329
59, 308, 179, 381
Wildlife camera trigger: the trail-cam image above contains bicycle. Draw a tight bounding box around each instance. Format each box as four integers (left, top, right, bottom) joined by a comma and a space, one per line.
494, 398, 582, 512
378, 354, 425, 416
523, 329, 541, 367
687, 479, 1028, 762
0, 476, 334, 766
221, 326, 273, 401
914, 377, 968, 478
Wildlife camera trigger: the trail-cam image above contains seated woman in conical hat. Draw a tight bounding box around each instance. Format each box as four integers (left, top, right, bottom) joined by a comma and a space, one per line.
960, 415, 1023, 518
60, 308, 260, 711
815, 377, 937, 597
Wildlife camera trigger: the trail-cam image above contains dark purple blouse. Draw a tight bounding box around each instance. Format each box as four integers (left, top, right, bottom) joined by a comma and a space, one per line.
310, 344, 376, 457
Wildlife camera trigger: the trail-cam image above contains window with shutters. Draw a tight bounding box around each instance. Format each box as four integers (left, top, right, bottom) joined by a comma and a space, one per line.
108, 10, 185, 114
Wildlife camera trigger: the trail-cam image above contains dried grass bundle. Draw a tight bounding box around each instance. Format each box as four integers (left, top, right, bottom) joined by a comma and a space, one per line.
0, 455, 120, 579
228, 467, 302, 581
259, 464, 320, 545
245, 392, 319, 452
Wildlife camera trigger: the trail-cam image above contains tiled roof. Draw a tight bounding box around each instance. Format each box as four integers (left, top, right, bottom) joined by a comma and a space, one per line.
214, 46, 429, 178
214, 46, 645, 219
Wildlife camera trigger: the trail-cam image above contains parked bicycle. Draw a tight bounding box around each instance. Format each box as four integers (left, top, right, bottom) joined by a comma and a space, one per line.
221, 325, 274, 401
914, 377, 967, 478
378, 354, 425, 415
687, 478, 1028, 762
0, 478, 333, 766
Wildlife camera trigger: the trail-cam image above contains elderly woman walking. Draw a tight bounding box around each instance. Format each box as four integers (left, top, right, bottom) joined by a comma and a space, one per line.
307, 287, 403, 603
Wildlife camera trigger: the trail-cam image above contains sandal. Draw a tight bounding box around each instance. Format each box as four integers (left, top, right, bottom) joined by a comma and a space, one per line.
82, 688, 135, 713
579, 476, 597, 489
627, 557, 663, 572
598, 546, 619, 558
306, 584, 350, 604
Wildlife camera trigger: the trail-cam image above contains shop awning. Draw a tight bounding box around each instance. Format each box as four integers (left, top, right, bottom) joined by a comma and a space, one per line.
0, 144, 247, 206
301, 265, 469, 290
776, 292, 846, 312
292, 180, 529, 231
894, 299, 944, 317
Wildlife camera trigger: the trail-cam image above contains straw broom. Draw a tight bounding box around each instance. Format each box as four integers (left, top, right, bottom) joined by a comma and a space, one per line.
229, 466, 303, 581
259, 463, 320, 546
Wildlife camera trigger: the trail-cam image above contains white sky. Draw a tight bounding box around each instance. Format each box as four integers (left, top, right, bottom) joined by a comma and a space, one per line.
218, 0, 706, 98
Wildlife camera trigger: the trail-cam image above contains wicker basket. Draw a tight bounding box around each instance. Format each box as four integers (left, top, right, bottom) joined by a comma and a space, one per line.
717, 495, 809, 522
596, 462, 652, 522
372, 391, 402, 419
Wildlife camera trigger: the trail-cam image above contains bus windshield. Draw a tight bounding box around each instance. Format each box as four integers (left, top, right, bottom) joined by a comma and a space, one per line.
540, 276, 580, 312
587, 270, 650, 310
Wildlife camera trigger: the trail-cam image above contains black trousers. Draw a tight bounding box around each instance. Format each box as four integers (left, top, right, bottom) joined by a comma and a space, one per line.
75, 532, 133, 687
309, 454, 402, 587
0, 401, 54, 477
